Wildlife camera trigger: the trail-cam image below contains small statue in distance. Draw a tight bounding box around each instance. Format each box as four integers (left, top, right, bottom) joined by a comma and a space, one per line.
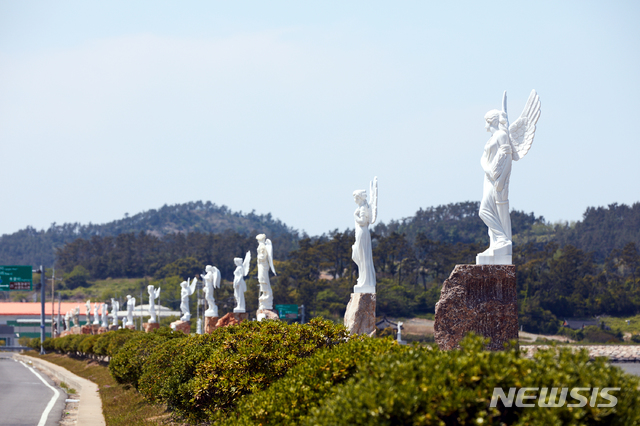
147, 285, 161, 324
101, 303, 109, 328
85, 300, 91, 325
93, 302, 100, 325
256, 234, 276, 310
477, 90, 541, 265
111, 298, 119, 327
351, 176, 378, 293
233, 251, 251, 313
201, 266, 221, 317
179, 277, 198, 322
126, 295, 136, 326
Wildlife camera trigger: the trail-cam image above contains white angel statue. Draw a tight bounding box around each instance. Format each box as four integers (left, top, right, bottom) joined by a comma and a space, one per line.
352, 176, 378, 293
201, 266, 221, 317
110, 298, 119, 327
64, 311, 70, 331
233, 251, 251, 313
179, 277, 198, 321
93, 302, 100, 325
147, 285, 161, 323
256, 234, 276, 310
477, 90, 541, 265
126, 295, 136, 326
85, 300, 91, 325
74, 306, 80, 328
101, 303, 109, 328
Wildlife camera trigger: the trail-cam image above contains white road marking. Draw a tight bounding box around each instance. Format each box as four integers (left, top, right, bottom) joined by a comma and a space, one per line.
19, 361, 61, 426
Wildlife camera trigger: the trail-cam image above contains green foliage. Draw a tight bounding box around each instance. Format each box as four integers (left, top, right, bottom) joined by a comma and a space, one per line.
301, 334, 640, 425
109, 327, 186, 389
63, 265, 91, 289
92, 328, 137, 357
218, 337, 402, 425
132, 318, 349, 422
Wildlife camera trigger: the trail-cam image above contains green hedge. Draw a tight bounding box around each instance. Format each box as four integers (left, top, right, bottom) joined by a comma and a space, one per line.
109, 327, 187, 389
135, 318, 349, 422
302, 335, 640, 425
218, 336, 403, 425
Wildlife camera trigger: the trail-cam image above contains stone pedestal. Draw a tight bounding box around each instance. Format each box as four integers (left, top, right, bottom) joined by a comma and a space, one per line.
70, 326, 82, 335
108, 325, 118, 331
234, 312, 249, 323
81, 325, 93, 335
170, 320, 191, 335
435, 265, 518, 351
97, 327, 108, 334
204, 316, 219, 334
92, 324, 101, 333
143, 322, 160, 333
125, 324, 136, 330
343, 293, 376, 336
256, 309, 279, 321
216, 313, 238, 327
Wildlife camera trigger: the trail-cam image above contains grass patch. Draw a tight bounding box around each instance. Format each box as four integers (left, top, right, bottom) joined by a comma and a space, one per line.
59, 381, 77, 395
24, 351, 173, 426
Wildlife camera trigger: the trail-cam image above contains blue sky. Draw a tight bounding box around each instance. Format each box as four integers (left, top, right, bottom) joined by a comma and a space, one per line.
1, 1, 639, 236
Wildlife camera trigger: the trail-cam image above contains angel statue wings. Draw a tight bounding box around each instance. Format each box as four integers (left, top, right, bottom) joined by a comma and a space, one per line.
477, 90, 541, 265
233, 251, 251, 313
179, 277, 198, 321
256, 234, 276, 310
352, 176, 378, 293
147, 285, 161, 323
201, 266, 221, 317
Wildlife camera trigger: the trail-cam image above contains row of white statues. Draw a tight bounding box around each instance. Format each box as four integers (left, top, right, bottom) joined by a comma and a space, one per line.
61, 90, 540, 329
349, 90, 541, 294
175, 234, 275, 323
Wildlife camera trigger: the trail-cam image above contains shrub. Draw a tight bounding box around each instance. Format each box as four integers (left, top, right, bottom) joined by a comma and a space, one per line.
109, 327, 186, 389
136, 318, 349, 422
138, 334, 220, 406
218, 336, 403, 425
93, 328, 137, 358
304, 334, 640, 425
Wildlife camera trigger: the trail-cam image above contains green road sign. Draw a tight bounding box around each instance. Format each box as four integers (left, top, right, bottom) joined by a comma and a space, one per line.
275, 304, 298, 319
0, 265, 33, 291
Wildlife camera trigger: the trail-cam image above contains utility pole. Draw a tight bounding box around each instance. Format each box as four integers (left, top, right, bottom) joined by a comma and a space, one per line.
38, 265, 45, 354
51, 268, 55, 338
300, 304, 305, 324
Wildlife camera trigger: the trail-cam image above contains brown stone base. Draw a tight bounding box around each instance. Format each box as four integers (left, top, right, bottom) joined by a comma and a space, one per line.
170, 320, 191, 334
344, 293, 376, 336
108, 325, 119, 331
97, 327, 109, 334
234, 312, 249, 323
256, 309, 279, 321
81, 325, 93, 335
435, 264, 518, 351
143, 322, 160, 333
70, 326, 82, 335
204, 316, 219, 334
125, 324, 136, 330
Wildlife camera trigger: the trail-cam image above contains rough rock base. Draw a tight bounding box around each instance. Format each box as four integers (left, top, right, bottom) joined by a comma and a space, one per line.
256, 309, 279, 321
204, 316, 219, 334
170, 320, 191, 334
125, 324, 136, 330
344, 293, 376, 336
97, 327, 108, 334
81, 325, 93, 335
108, 325, 119, 331
143, 322, 160, 333
435, 264, 518, 351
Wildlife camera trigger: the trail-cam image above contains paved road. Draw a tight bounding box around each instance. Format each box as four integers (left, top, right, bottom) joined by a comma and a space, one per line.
611, 362, 640, 377
0, 352, 66, 426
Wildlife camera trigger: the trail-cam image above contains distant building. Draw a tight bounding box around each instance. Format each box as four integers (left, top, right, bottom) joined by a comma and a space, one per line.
0, 302, 180, 345
562, 318, 599, 330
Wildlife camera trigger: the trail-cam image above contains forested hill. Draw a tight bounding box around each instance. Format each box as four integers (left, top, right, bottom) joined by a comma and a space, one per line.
0, 201, 298, 266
